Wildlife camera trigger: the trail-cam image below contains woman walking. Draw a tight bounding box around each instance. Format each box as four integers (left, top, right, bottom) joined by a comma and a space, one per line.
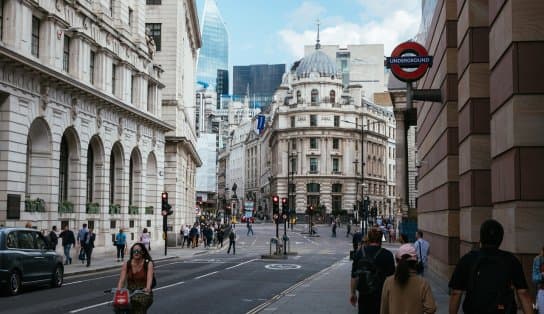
140, 228, 151, 251
380, 244, 436, 314
83, 228, 96, 267
117, 243, 154, 314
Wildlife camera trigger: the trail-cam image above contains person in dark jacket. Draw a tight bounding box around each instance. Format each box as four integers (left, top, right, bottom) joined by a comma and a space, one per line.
59, 225, 75, 265
49, 225, 59, 249
83, 228, 96, 267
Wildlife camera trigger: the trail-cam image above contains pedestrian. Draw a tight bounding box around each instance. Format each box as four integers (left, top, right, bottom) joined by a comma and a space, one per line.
183, 225, 190, 248
189, 224, 198, 248
246, 220, 254, 236
346, 223, 351, 237
49, 225, 59, 250
414, 230, 430, 275
59, 225, 75, 265
77, 223, 89, 263
399, 233, 408, 244
117, 243, 154, 313
332, 220, 337, 237
217, 226, 224, 248
115, 228, 127, 262
25, 221, 32, 228
140, 228, 151, 251
532, 244, 544, 313
83, 228, 96, 267
352, 227, 363, 251
227, 226, 237, 255
349, 228, 395, 314
380, 244, 437, 314
449, 219, 534, 314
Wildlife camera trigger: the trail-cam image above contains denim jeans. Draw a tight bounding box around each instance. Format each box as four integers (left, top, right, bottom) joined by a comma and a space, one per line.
63, 244, 72, 264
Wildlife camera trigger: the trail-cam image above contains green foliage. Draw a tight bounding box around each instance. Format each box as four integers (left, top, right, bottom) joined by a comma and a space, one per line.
58, 200, 74, 213
24, 198, 46, 212
145, 206, 154, 215
128, 205, 139, 215
86, 202, 100, 214
109, 203, 121, 214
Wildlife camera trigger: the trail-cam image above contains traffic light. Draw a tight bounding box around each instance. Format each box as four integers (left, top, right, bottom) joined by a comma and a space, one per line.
272, 195, 279, 213
281, 197, 287, 213
161, 192, 173, 216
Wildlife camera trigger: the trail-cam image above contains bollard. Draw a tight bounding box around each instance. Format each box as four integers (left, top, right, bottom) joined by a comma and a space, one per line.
282, 235, 289, 255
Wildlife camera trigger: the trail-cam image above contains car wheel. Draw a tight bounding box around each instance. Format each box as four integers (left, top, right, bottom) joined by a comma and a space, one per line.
51, 265, 63, 288
7, 270, 21, 296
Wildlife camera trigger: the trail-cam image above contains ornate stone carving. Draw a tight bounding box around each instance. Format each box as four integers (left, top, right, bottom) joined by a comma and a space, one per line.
136, 125, 141, 142
96, 108, 103, 129
152, 130, 157, 147
145, 29, 156, 58
118, 117, 124, 136
71, 97, 78, 121
40, 82, 50, 112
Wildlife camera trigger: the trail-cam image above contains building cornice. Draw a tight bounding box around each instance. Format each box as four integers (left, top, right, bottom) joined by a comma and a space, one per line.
165, 136, 203, 167
0, 45, 174, 132
186, 0, 202, 51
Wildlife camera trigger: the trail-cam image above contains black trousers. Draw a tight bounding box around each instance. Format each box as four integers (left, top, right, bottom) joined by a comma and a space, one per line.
227, 240, 235, 254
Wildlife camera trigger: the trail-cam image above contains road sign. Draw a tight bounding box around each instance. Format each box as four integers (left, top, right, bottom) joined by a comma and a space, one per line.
386, 41, 433, 82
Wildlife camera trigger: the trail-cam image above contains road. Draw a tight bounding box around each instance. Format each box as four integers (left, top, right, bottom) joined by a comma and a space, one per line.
1, 223, 351, 314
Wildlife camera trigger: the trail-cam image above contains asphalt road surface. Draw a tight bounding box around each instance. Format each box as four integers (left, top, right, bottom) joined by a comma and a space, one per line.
1, 223, 351, 314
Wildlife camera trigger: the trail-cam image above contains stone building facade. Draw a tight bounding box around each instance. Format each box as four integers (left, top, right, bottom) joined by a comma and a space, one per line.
0, 0, 170, 252
269, 44, 395, 219
146, 0, 202, 228
405, 0, 544, 284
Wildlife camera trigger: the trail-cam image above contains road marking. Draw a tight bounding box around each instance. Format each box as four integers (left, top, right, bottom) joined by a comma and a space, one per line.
195, 271, 218, 279
264, 264, 301, 270
64, 274, 118, 286
69, 281, 186, 313
226, 258, 257, 270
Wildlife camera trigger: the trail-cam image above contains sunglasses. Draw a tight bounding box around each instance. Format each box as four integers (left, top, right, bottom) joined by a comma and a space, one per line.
132, 249, 143, 254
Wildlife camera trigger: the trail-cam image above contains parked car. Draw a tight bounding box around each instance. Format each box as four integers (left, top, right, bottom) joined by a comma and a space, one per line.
0, 227, 64, 296
240, 216, 255, 223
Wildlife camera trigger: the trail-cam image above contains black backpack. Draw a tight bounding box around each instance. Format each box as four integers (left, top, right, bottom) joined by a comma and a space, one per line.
356, 247, 383, 295
465, 252, 515, 314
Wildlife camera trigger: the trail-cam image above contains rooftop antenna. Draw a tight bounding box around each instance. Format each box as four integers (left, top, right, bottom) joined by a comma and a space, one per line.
315, 18, 321, 50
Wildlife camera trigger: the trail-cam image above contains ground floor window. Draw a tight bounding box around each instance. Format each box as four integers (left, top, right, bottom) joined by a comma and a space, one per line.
332, 195, 342, 211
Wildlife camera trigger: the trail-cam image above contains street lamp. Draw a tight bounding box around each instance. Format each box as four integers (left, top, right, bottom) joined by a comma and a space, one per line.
342, 119, 385, 234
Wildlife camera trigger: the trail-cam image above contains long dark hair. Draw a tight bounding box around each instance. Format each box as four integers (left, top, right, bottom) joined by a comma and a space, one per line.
394, 255, 418, 287
128, 242, 153, 262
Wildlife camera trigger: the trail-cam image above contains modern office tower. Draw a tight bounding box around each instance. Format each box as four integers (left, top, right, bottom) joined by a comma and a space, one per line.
233, 64, 286, 109
304, 44, 386, 103
196, 0, 229, 89
216, 69, 229, 108
0, 0, 168, 250
147, 0, 202, 228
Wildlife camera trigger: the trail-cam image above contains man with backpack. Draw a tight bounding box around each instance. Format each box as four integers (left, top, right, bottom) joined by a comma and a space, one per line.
227, 226, 237, 255
350, 228, 395, 314
448, 219, 533, 314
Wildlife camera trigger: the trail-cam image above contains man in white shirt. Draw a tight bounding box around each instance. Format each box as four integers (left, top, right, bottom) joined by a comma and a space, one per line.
414, 230, 430, 275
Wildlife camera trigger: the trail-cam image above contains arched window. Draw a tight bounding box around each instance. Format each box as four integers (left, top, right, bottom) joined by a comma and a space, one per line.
86, 144, 94, 202
59, 134, 69, 202
296, 90, 302, 104
329, 90, 335, 104
311, 89, 318, 105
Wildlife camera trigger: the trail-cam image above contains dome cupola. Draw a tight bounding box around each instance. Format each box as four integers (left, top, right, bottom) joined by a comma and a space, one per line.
294, 20, 337, 79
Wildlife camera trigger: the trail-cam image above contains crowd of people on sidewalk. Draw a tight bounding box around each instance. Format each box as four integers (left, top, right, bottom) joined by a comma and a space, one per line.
348, 219, 540, 314
179, 221, 236, 249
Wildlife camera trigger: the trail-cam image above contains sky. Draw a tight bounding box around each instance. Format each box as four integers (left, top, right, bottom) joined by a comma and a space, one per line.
196, 0, 422, 68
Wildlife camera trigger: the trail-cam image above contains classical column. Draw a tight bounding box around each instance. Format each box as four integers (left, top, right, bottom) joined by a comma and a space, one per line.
394, 110, 408, 216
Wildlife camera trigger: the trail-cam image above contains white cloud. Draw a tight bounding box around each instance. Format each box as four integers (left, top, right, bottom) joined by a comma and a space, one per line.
278, 1, 421, 60
285, 1, 327, 29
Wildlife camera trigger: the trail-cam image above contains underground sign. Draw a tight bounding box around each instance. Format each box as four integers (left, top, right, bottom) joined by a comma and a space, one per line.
386, 41, 433, 82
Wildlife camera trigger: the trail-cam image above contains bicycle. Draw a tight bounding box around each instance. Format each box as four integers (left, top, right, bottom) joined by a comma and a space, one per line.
105, 288, 149, 314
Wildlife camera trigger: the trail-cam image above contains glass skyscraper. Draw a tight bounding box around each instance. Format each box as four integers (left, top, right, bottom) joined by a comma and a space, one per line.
196, 0, 228, 89
233, 64, 285, 109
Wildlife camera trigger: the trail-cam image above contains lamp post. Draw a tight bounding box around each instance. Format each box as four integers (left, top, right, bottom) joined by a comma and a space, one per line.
342, 119, 385, 235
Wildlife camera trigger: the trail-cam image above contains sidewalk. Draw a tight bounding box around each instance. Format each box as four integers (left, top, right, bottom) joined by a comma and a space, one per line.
62, 244, 225, 276
256, 242, 450, 314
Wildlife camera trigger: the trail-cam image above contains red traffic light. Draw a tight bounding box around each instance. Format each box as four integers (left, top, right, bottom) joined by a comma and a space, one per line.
272, 195, 279, 204
161, 192, 168, 200
281, 197, 287, 205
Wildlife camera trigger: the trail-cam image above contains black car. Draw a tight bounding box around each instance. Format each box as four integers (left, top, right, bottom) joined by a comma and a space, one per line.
0, 227, 64, 295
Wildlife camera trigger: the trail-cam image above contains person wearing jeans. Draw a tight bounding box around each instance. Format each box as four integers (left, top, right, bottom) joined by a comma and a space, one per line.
115, 229, 127, 262
59, 225, 75, 265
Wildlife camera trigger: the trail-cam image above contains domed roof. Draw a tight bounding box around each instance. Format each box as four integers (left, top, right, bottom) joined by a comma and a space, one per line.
295, 49, 337, 78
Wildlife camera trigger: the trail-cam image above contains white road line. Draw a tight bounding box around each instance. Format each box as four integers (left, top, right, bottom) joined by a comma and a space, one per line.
68, 281, 186, 313
195, 271, 218, 279
64, 274, 118, 286
69, 300, 112, 313
226, 258, 257, 270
